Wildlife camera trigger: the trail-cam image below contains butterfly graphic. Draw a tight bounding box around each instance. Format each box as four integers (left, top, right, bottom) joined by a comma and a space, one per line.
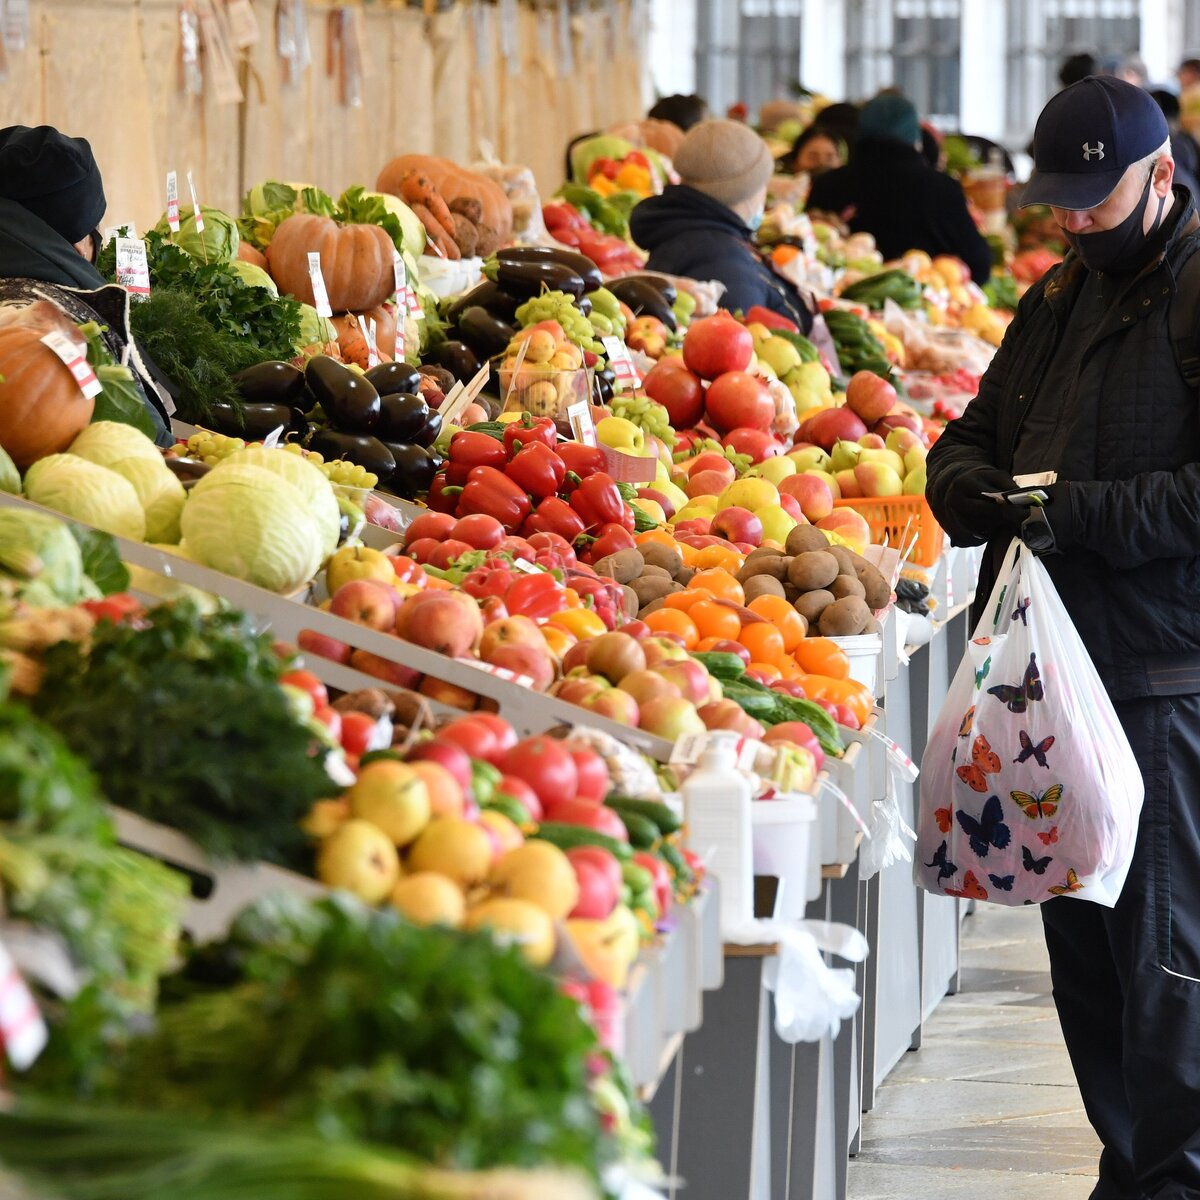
934, 807, 953, 834
1015, 730, 1056, 768
1012, 597, 1031, 626
956, 735, 1002, 792
1048, 868, 1083, 896
975, 656, 993, 689
958, 705, 976, 739
955, 795, 1012, 857
987, 653, 1045, 715
988, 874, 1015, 891
1011, 784, 1064, 820
1022, 845, 1053, 875
946, 870, 988, 900
1037, 826, 1059, 846
925, 840, 958, 881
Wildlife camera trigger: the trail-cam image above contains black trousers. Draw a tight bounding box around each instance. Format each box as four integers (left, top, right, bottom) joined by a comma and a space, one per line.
1042, 695, 1200, 1200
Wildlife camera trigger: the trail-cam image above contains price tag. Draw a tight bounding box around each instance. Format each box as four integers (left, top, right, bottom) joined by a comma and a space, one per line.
165, 170, 180, 232
0, 941, 47, 1071
736, 738, 758, 770
867, 728, 920, 782
601, 447, 657, 484
567, 399, 597, 446
224, 0, 259, 46
357, 314, 381, 368
439, 383, 474, 427
392, 249, 407, 296
511, 557, 541, 574
41, 330, 102, 399
114, 236, 151, 298
186, 170, 205, 231
307, 251, 332, 318
601, 335, 641, 388
670, 731, 707, 766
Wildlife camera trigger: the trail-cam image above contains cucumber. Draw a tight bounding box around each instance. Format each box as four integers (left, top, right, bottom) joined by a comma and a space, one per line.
622, 862, 654, 895
605, 796, 682, 836
611, 809, 658, 850
689, 650, 747, 682
484, 795, 532, 826
719, 681, 783, 722
533, 821, 633, 861
659, 838, 692, 887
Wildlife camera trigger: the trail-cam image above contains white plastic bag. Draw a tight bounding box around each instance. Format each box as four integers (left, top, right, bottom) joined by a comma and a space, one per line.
859, 756, 916, 881
915, 541, 1143, 907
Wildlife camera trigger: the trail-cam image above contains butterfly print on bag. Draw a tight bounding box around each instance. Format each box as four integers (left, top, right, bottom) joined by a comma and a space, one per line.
946, 870, 988, 900
925, 840, 958, 881
987, 653, 1044, 714
956, 735, 1002, 792
1014, 730, 1055, 768
1022, 845, 1053, 875
1011, 784, 1064, 820
1048, 869, 1083, 895
955, 795, 1012, 857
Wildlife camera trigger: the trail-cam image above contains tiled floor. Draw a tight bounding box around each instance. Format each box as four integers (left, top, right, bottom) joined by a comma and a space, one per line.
847, 903, 1100, 1199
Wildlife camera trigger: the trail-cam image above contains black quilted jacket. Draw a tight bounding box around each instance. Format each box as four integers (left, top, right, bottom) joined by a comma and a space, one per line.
927, 188, 1200, 700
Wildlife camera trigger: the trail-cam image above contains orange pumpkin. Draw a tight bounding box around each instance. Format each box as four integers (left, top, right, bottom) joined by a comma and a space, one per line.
266, 214, 395, 312
0, 325, 95, 468
237, 241, 268, 269
376, 154, 513, 242
331, 304, 398, 369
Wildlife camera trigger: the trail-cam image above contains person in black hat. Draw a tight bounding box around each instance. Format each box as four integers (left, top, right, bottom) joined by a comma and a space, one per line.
927, 76, 1200, 1198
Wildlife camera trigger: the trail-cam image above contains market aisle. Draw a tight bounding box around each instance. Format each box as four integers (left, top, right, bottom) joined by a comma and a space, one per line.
846, 904, 1100, 1199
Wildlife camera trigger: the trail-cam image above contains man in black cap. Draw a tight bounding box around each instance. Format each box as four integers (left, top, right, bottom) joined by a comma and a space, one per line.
927, 76, 1200, 1198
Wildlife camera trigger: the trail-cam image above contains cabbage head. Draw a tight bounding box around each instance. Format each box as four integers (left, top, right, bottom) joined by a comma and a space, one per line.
180, 463, 323, 593
0, 508, 84, 602
221, 447, 340, 557
153, 206, 240, 262
358, 189, 427, 257
297, 304, 338, 348
228, 260, 279, 296
109, 458, 186, 544
24, 455, 146, 542
69, 421, 162, 471
0, 445, 19, 495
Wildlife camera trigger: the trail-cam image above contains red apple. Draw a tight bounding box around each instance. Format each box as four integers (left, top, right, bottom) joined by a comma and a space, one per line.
329, 579, 398, 631
711, 506, 764, 546
298, 628, 352, 665
846, 370, 898, 425
641, 636, 689, 667
701, 638, 752, 665
643, 359, 705, 428
686, 470, 734, 500
687, 451, 737, 479
704, 371, 774, 434
723, 427, 782, 462
406, 738, 474, 790
874, 410, 925, 440
639, 695, 706, 739
683, 312, 754, 380
485, 642, 555, 690
584, 687, 641, 726
637, 487, 676, 519
585, 631, 647, 684
798, 407, 869, 452
553, 674, 612, 705
673, 517, 712, 536
397, 590, 483, 656
622, 619, 651, 639
698, 698, 766, 738
618, 669, 683, 706
777, 493, 805, 522
780, 472, 835, 522
654, 660, 710, 705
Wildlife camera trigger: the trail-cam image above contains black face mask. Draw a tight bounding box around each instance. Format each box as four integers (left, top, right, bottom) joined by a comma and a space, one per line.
1063, 168, 1168, 273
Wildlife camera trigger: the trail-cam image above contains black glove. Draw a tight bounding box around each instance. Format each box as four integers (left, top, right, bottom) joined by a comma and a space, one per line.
1020, 482, 1073, 555
952, 466, 1027, 543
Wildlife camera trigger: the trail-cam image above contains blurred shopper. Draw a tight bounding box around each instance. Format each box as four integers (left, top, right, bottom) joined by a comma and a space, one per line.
1060, 52, 1099, 89
927, 76, 1200, 1198
811, 101, 861, 154
1151, 89, 1200, 200
789, 125, 844, 176
806, 93, 992, 282
630, 119, 813, 329
1116, 54, 1148, 87
1180, 58, 1200, 92
647, 94, 708, 133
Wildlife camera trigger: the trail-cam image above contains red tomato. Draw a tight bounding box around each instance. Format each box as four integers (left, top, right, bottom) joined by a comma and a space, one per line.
466, 713, 519, 756
499, 735, 579, 809
426, 539, 476, 570
568, 744, 610, 803
406, 740, 473, 790
80, 593, 143, 625
339, 711, 377, 757
496, 773, 543, 822
387, 554, 427, 585
312, 705, 342, 742
543, 796, 628, 841
452, 513, 506, 550
436, 717, 505, 764
642, 359, 705, 428
280, 669, 328, 710
405, 511, 457, 544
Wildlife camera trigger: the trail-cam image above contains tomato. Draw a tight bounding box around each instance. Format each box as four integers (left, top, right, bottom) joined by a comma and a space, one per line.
704, 371, 774, 434
406, 739, 473, 790
466, 713, 519, 756
405, 511, 456, 545
682, 311, 754, 380
642, 359, 705, 428
496, 773, 543, 822
500, 735, 578, 809
543, 796, 628, 841
279, 669, 328, 710
567, 744, 610, 803
436, 717, 506, 764
404, 537, 440, 564
387, 554, 427, 585
80, 593, 143, 625
339, 711, 378, 757
452, 513, 506, 550
793, 637, 850, 680
312, 704, 342, 742
426, 539, 476, 570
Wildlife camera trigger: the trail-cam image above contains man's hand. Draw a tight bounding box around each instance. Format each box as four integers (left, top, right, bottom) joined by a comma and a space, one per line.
953, 466, 1028, 542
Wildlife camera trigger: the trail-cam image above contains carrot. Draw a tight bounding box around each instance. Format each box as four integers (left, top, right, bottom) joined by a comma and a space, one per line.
411, 203, 460, 260
400, 171, 457, 241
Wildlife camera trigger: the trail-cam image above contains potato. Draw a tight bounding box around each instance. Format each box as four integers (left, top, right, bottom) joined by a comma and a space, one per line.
675, 566, 695, 586
783, 582, 803, 603
786, 524, 831, 555
332, 688, 395, 719
593, 547, 643, 584
640, 598, 666, 616
853, 560, 892, 610
794, 589, 835, 624
621, 584, 639, 618
738, 554, 790, 583
743, 574, 787, 602
829, 574, 867, 601
787, 550, 840, 592
638, 564, 673, 580
631, 576, 680, 607
863, 616, 882, 635
828, 545, 859, 576
818, 596, 872, 636
639, 542, 683, 577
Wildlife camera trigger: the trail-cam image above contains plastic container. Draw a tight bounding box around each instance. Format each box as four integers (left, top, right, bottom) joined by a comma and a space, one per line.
499, 361, 592, 419
834, 494, 945, 566
751, 792, 819, 916
683, 731, 754, 932
829, 631, 883, 695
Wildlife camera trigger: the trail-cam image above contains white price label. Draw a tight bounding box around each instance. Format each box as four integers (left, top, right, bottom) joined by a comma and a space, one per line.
567, 399, 597, 446
392, 249, 407, 296
187, 171, 204, 231
358, 314, 380, 368
511, 557, 540, 574
224, 0, 259, 46
669, 731, 707, 766
439, 384, 474, 427
307, 251, 332, 318
165, 170, 180, 232
601, 335, 641, 388
41, 330, 102, 400
114, 236, 150, 298
0, 941, 46, 1071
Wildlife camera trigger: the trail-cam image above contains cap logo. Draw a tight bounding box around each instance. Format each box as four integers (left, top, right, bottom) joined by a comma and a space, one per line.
1082, 142, 1105, 161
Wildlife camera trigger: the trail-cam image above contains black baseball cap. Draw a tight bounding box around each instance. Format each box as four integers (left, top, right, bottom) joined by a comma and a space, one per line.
1022, 76, 1169, 210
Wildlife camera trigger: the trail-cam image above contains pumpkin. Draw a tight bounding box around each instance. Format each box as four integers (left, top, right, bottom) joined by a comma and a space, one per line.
0, 325, 95, 469
331, 304, 398, 369
377, 155, 513, 243
266, 214, 395, 313
237, 241, 269, 270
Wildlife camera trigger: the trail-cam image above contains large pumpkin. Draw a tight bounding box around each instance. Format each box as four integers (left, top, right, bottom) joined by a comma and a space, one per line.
266, 214, 395, 312
376, 155, 513, 243
331, 304, 398, 369
0, 325, 95, 469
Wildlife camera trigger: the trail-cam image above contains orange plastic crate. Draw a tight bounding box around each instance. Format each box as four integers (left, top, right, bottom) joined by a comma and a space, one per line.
834, 495, 945, 567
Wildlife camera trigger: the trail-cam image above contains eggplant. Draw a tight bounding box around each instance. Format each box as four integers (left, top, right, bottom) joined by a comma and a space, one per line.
411, 409, 443, 448
617, 272, 678, 306
427, 339, 481, 384
376, 392, 430, 442
607, 277, 677, 332
491, 259, 585, 301
305, 356, 381, 433
364, 361, 422, 398
444, 280, 520, 324
231, 361, 309, 409
307, 429, 396, 482
576, 294, 592, 318
456, 306, 517, 360
495, 245, 603, 293
203, 400, 296, 441
381, 444, 441, 499
593, 372, 614, 403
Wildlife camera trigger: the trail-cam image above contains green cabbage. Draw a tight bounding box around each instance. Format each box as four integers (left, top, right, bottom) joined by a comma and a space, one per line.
24, 455, 146, 542
227, 260, 279, 296
0, 445, 19, 495
0, 509, 85, 602
223, 446, 340, 556
153, 206, 240, 262
109, 458, 186, 544
239, 181, 335, 250
180, 463, 323, 593
356, 188, 427, 257
297, 304, 338, 347
69, 421, 162, 471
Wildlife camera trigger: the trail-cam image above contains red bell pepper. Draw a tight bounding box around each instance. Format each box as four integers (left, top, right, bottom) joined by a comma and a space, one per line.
525, 529, 578, 566
456, 467, 532, 532
520, 497, 586, 542
498, 535, 537, 563
504, 571, 566, 620
569, 472, 631, 531
555, 442, 608, 488
425, 472, 460, 513
506, 442, 566, 498
745, 305, 799, 334
449, 430, 507, 471
504, 412, 558, 457
583, 523, 638, 564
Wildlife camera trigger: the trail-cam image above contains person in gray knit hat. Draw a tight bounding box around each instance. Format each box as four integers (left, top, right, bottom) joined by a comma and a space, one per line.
630, 119, 813, 329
